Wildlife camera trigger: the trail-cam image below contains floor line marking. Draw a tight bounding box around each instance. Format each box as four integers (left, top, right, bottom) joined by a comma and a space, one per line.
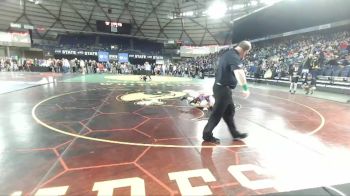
32, 88, 325, 148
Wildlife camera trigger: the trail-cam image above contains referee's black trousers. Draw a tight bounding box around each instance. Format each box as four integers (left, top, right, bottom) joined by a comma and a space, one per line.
203, 84, 238, 138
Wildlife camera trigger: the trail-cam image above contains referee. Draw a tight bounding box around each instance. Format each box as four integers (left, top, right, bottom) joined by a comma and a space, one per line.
203, 41, 251, 144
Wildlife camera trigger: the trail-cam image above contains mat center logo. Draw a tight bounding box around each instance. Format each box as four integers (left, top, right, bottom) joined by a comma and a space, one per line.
119, 91, 186, 106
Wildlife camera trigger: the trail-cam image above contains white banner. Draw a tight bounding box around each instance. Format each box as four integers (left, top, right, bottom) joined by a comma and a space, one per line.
180, 45, 230, 58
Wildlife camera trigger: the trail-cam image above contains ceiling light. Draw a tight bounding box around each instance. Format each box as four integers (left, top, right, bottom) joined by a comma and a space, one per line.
207, 0, 227, 19
232, 4, 245, 10
183, 11, 194, 16
260, 0, 281, 5
251, 0, 258, 6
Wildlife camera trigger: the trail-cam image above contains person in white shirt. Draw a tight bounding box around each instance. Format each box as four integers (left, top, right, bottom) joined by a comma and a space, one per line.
144, 61, 152, 80
63, 59, 70, 73
80, 59, 86, 74
162, 64, 166, 75
172, 64, 177, 76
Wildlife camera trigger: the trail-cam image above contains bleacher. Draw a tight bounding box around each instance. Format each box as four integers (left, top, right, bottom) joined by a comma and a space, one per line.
242, 27, 350, 94
133, 39, 163, 55
99, 36, 130, 51
56, 34, 164, 55
59, 34, 96, 49
247, 65, 350, 94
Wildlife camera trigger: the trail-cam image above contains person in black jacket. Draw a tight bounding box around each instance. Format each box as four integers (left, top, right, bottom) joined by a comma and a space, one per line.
289, 64, 300, 94
202, 41, 251, 144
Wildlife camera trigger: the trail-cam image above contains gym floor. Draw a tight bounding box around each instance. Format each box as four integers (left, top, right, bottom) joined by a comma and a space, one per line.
1, 72, 350, 195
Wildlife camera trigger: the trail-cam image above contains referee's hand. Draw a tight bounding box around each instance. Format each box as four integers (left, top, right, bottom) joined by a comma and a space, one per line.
242, 90, 250, 99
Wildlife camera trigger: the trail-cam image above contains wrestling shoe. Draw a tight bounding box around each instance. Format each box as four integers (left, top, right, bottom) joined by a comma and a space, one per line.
232, 132, 248, 140
203, 136, 220, 144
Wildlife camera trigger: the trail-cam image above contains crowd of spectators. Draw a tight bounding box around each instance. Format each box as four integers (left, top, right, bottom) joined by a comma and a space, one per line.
0, 57, 207, 78
0, 58, 29, 72
2, 28, 350, 83
245, 29, 350, 80
174, 49, 237, 79
174, 53, 218, 78
169, 28, 350, 82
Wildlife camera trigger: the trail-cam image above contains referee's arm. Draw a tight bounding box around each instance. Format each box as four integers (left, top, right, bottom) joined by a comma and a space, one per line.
234, 69, 250, 97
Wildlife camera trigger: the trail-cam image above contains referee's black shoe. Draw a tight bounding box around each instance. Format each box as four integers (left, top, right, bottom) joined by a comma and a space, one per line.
232, 132, 248, 140
203, 136, 220, 144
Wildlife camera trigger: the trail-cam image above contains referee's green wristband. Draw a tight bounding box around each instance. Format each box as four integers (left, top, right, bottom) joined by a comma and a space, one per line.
242, 84, 249, 91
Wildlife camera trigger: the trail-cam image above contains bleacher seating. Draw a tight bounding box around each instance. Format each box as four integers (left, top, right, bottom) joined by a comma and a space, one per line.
133, 39, 163, 55
242, 28, 350, 92
99, 36, 130, 50
322, 66, 333, 76
60, 35, 94, 45
56, 34, 164, 55
333, 66, 342, 77
340, 66, 350, 77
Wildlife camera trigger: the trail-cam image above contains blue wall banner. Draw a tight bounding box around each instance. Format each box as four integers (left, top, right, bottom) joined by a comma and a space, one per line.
118, 53, 129, 63
98, 51, 109, 62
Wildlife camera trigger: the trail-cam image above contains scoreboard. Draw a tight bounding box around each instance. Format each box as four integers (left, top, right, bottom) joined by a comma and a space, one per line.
96, 20, 131, 34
